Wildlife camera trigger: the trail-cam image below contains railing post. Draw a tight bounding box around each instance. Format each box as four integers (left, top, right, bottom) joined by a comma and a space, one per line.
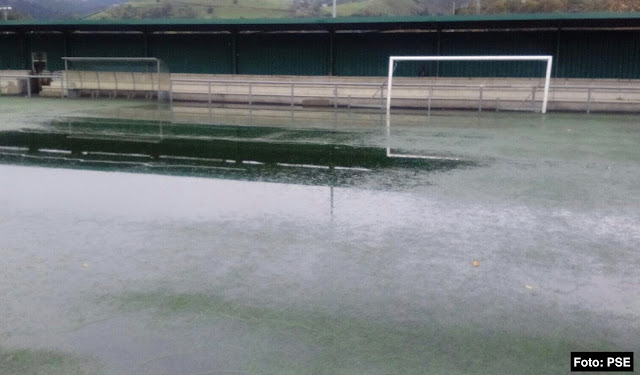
380, 84, 384, 109
478, 85, 483, 112
531, 86, 537, 109
169, 80, 173, 110
27, 77, 32, 98
334, 85, 338, 109
130, 72, 135, 97
95, 71, 101, 99
249, 83, 252, 106
208, 81, 212, 117
149, 72, 154, 99
428, 87, 432, 115
291, 83, 294, 107
63, 71, 68, 99
586, 87, 592, 114
496, 97, 500, 112
77, 71, 83, 97
0, 77, 2, 96
114, 71, 119, 98
348, 95, 351, 109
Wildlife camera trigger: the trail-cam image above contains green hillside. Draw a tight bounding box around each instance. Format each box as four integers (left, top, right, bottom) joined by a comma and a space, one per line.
88, 0, 640, 20
88, 0, 446, 20
89, 0, 296, 19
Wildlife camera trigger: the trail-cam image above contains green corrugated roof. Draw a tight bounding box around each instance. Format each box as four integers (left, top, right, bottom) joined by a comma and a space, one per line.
3, 12, 640, 31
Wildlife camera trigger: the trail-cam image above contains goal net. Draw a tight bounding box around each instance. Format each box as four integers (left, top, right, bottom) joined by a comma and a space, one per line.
385, 55, 553, 115
62, 57, 170, 102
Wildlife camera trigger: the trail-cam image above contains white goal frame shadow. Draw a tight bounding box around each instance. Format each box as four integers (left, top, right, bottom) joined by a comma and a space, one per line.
385, 55, 553, 160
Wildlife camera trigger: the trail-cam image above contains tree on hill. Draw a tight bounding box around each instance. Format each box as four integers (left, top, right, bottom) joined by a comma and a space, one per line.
104, 1, 197, 19
606, 0, 640, 11
458, 0, 640, 13
345, 0, 416, 16
7, 10, 32, 20
291, 0, 322, 17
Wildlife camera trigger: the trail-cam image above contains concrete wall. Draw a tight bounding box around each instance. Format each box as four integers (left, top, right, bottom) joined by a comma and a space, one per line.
0, 70, 30, 95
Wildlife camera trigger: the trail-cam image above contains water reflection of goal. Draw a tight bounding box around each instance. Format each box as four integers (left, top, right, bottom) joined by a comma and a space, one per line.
385, 55, 552, 160
62, 57, 170, 101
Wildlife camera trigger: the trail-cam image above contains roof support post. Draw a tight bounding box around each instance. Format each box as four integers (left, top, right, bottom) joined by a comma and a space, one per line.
19, 32, 30, 70
143, 30, 150, 58
231, 30, 238, 75
554, 27, 561, 78
63, 31, 69, 59
436, 28, 441, 77
328, 30, 335, 76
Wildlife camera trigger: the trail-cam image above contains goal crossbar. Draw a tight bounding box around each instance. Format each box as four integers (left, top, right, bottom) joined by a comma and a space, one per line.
62, 57, 162, 76
386, 55, 553, 114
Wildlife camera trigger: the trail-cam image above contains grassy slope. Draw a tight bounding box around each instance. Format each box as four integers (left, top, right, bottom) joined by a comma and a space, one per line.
89, 0, 296, 19
88, 0, 408, 20
317, 0, 376, 16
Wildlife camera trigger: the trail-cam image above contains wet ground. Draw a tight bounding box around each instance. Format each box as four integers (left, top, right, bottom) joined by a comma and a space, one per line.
1, 97, 639, 374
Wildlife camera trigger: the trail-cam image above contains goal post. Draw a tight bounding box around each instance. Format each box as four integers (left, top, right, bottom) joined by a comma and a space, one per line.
61, 57, 170, 101
386, 55, 553, 114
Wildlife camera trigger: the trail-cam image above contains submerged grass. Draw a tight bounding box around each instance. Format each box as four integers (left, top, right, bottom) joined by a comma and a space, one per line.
0, 348, 102, 375
110, 291, 614, 375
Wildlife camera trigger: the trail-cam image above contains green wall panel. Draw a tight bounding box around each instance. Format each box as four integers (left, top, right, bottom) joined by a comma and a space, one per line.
438, 31, 555, 78
66, 33, 147, 71
0, 33, 27, 70
237, 33, 329, 76
3, 28, 640, 81
68, 33, 146, 58
557, 30, 640, 79
28, 33, 65, 71
334, 32, 437, 77
149, 33, 232, 74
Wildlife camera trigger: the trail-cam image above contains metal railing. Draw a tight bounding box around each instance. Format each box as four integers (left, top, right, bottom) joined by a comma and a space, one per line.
0, 73, 63, 98
169, 78, 560, 112
170, 77, 640, 113
3, 72, 640, 114
170, 78, 392, 109
0, 72, 164, 100
170, 78, 640, 113
550, 85, 640, 114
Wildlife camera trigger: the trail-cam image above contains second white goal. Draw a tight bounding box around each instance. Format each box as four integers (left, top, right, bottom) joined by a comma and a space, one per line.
385, 55, 553, 114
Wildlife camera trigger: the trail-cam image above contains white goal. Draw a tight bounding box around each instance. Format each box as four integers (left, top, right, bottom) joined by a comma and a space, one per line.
385, 55, 553, 115
62, 57, 170, 101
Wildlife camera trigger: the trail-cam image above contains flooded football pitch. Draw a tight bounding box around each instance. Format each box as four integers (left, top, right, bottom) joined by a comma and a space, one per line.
1, 97, 639, 374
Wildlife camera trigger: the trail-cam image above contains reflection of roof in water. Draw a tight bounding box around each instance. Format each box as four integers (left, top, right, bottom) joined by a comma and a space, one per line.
0, 118, 473, 189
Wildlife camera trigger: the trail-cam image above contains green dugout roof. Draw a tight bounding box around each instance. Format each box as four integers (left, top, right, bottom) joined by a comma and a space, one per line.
3, 12, 640, 32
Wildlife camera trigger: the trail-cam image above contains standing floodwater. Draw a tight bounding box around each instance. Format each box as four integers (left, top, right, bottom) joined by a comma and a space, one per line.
1, 98, 639, 375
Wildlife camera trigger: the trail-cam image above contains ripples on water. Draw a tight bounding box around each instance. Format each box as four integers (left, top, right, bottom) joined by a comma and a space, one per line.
0, 112, 639, 374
